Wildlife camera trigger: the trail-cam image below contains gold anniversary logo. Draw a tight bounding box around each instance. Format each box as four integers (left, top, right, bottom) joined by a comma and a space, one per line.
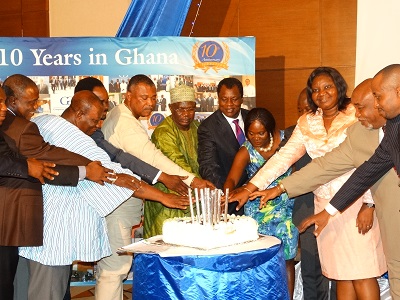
192, 41, 230, 73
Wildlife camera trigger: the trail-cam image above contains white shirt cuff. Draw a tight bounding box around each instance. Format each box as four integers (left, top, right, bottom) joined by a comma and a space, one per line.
325, 203, 339, 216
78, 166, 86, 181
153, 170, 162, 184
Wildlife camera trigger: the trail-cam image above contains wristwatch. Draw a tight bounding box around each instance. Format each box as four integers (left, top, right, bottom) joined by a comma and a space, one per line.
365, 203, 375, 208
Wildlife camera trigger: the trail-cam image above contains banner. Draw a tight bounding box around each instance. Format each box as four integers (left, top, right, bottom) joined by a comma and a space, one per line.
0, 37, 254, 76
0, 36, 256, 128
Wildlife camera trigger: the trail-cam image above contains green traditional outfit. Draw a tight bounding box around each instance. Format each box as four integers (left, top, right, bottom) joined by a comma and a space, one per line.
144, 116, 200, 238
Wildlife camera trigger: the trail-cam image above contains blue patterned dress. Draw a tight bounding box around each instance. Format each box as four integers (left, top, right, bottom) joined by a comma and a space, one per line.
243, 135, 298, 260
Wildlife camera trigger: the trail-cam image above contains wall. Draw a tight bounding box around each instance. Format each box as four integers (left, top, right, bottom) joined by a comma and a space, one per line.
0, 0, 49, 36
182, 0, 357, 128
0, 0, 357, 128
49, 0, 130, 36
356, 1, 400, 84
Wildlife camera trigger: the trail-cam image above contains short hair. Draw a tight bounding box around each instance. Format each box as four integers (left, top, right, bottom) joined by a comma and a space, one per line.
217, 77, 244, 98
244, 107, 276, 137
376, 64, 400, 86
306, 67, 350, 113
127, 75, 155, 91
3, 74, 36, 101
74, 77, 104, 93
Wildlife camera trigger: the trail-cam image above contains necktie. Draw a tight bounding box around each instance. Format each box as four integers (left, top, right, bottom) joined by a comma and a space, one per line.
233, 119, 245, 145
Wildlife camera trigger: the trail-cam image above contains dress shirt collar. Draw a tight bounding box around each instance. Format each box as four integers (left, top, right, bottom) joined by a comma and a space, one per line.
7, 108, 16, 116
221, 111, 245, 133
379, 126, 385, 143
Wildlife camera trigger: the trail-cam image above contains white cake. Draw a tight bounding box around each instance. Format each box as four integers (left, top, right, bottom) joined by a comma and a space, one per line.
162, 215, 259, 249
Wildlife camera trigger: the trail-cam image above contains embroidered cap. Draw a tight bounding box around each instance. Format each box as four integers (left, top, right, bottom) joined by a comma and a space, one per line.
170, 85, 196, 103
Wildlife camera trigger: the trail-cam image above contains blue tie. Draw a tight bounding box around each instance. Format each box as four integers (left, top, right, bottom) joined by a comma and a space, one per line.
233, 119, 245, 145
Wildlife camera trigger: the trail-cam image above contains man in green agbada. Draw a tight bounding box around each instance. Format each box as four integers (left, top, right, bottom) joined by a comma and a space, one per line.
144, 84, 201, 238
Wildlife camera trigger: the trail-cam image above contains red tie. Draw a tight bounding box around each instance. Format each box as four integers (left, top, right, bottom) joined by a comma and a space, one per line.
233, 119, 245, 145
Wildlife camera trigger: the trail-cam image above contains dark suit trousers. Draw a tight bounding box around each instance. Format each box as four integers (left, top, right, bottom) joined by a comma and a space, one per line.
0, 246, 19, 299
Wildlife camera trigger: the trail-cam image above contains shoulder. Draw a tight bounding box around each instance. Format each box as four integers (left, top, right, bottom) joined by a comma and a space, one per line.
198, 110, 220, 128
283, 125, 296, 140
2, 111, 28, 129
347, 121, 378, 140
153, 116, 175, 135
242, 140, 252, 151
104, 105, 125, 124
241, 108, 249, 118
346, 121, 364, 134
343, 103, 356, 115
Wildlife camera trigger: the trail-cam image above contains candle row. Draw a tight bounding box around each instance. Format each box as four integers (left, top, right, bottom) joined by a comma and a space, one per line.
188, 188, 229, 225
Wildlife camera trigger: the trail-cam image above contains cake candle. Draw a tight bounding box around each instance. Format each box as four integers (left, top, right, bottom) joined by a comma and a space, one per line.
200, 188, 206, 225
206, 188, 211, 225
213, 190, 218, 225
217, 189, 221, 224
194, 188, 200, 223
224, 188, 229, 222
188, 188, 194, 224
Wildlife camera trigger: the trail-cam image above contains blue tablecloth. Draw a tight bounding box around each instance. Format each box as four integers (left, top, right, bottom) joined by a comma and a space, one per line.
133, 243, 288, 299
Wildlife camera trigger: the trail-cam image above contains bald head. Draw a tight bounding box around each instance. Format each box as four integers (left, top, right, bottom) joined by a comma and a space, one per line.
297, 88, 310, 116
61, 90, 104, 136
371, 64, 400, 119
351, 78, 386, 129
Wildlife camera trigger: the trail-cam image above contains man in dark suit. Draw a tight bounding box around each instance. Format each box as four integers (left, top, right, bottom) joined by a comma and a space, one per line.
198, 77, 248, 215
0, 74, 112, 299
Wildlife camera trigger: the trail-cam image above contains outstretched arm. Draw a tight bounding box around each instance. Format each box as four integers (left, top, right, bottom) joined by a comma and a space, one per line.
223, 147, 249, 191
92, 129, 159, 184
113, 173, 191, 209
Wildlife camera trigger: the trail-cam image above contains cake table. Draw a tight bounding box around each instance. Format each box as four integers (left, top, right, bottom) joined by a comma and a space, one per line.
121, 235, 289, 299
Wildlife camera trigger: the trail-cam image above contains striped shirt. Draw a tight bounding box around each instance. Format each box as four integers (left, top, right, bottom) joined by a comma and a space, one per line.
19, 115, 136, 265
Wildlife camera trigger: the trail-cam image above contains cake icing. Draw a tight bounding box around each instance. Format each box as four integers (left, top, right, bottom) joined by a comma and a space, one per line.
162, 215, 259, 249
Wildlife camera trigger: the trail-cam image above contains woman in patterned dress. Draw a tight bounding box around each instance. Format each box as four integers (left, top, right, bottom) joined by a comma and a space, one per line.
224, 107, 298, 299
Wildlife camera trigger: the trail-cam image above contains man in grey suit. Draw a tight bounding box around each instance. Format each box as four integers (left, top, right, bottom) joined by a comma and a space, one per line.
197, 77, 249, 215
257, 78, 399, 297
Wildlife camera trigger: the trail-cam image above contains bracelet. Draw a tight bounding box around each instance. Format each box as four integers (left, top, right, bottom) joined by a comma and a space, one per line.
132, 180, 143, 195
278, 182, 286, 193
243, 187, 252, 194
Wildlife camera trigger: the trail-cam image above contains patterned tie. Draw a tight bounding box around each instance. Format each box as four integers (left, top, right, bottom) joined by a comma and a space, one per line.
233, 119, 245, 145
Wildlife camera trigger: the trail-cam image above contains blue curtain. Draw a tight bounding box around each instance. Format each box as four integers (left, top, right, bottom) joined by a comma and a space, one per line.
116, 0, 193, 37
